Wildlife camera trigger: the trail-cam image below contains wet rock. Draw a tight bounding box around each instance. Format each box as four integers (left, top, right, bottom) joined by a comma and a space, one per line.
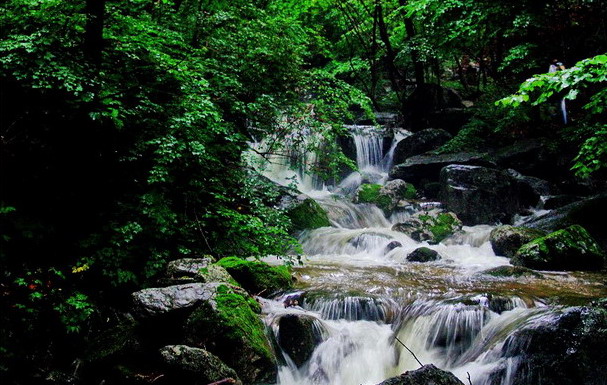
376, 364, 465, 385
542, 195, 579, 210
132, 283, 221, 318
439, 165, 522, 225
506, 169, 554, 207
489, 225, 546, 258
392, 129, 452, 165
377, 179, 417, 213
480, 265, 544, 279
522, 193, 607, 252
512, 225, 606, 271
421, 181, 442, 200
282, 196, 331, 232
277, 314, 324, 367
392, 212, 462, 244
216, 257, 292, 295
185, 285, 276, 383
503, 306, 607, 385
385, 241, 403, 254
159, 345, 241, 385
407, 247, 440, 262
389, 152, 493, 185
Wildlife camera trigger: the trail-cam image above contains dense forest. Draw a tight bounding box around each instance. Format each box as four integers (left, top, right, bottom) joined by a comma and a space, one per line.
1, 0, 606, 384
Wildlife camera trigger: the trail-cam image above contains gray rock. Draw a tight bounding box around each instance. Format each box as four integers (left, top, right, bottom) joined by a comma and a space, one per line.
278, 314, 324, 367
376, 364, 465, 385
489, 225, 546, 258
132, 283, 221, 317
439, 165, 522, 225
378, 179, 416, 212
159, 345, 241, 385
407, 247, 440, 262
385, 241, 403, 254
393, 129, 452, 165
390, 152, 493, 185
166, 257, 214, 278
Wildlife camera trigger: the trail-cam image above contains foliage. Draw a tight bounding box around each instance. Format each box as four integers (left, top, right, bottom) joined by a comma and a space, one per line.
498, 54, 607, 176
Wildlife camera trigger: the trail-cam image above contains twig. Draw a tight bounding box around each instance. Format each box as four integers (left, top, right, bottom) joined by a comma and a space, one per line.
394, 336, 423, 368
467, 372, 472, 385
206, 379, 237, 385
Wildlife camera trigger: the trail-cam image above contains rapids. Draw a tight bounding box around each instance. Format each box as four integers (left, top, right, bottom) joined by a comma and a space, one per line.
251, 125, 606, 385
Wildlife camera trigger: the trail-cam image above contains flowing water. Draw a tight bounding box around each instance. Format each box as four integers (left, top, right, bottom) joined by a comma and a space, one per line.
252, 125, 606, 385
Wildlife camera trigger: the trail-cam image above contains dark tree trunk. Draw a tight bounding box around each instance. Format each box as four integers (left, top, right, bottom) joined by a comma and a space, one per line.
404, 17, 425, 87
375, 0, 403, 103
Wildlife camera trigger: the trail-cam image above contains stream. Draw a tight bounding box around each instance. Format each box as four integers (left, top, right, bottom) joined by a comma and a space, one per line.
250, 126, 607, 385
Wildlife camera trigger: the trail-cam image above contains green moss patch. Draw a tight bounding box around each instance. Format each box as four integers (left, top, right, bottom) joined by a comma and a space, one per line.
186, 285, 276, 383
512, 225, 606, 271
217, 256, 292, 295
286, 198, 330, 231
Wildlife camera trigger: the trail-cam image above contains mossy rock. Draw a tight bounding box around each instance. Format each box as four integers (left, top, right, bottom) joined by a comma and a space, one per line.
357, 183, 393, 211
159, 345, 241, 385
277, 314, 324, 367
196, 264, 238, 285
490, 225, 547, 258
512, 225, 606, 271
286, 198, 330, 231
481, 265, 544, 278
185, 285, 276, 383
407, 247, 440, 262
217, 257, 292, 295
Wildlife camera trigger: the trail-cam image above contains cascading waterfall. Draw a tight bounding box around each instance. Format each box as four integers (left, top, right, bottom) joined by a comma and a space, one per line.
253, 122, 602, 385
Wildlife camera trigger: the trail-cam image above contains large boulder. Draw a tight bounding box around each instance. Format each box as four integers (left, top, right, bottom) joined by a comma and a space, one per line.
132, 283, 221, 318
439, 165, 522, 225
185, 285, 276, 383
501, 306, 607, 385
392, 129, 452, 165
407, 247, 440, 262
216, 257, 292, 296
390, 152, 493, 185
511, 225, 605, 271
360, 179, 418, 214
522, 193, 607, 252
159, 345, 241, 385
376, 364, 465, 385
277, 314, 324, 367
489, 225, 546, 258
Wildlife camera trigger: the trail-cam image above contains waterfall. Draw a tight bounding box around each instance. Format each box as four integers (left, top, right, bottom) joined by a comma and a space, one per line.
253, 116, 600, 385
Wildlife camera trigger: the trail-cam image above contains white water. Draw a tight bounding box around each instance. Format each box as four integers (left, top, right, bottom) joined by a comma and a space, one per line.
252, 124, 599, 385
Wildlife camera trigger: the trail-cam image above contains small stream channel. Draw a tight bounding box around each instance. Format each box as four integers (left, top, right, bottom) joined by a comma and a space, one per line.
251, 125, 606, 385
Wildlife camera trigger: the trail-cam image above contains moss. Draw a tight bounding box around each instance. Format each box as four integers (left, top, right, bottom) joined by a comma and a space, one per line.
287, 198, 330, 231
216, 256, 292, 295
512, 225, 605, 270
403, 183, 417, 200
186, 285, 275, 383
196, 264, 239, 285
357, 184, 382, 203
